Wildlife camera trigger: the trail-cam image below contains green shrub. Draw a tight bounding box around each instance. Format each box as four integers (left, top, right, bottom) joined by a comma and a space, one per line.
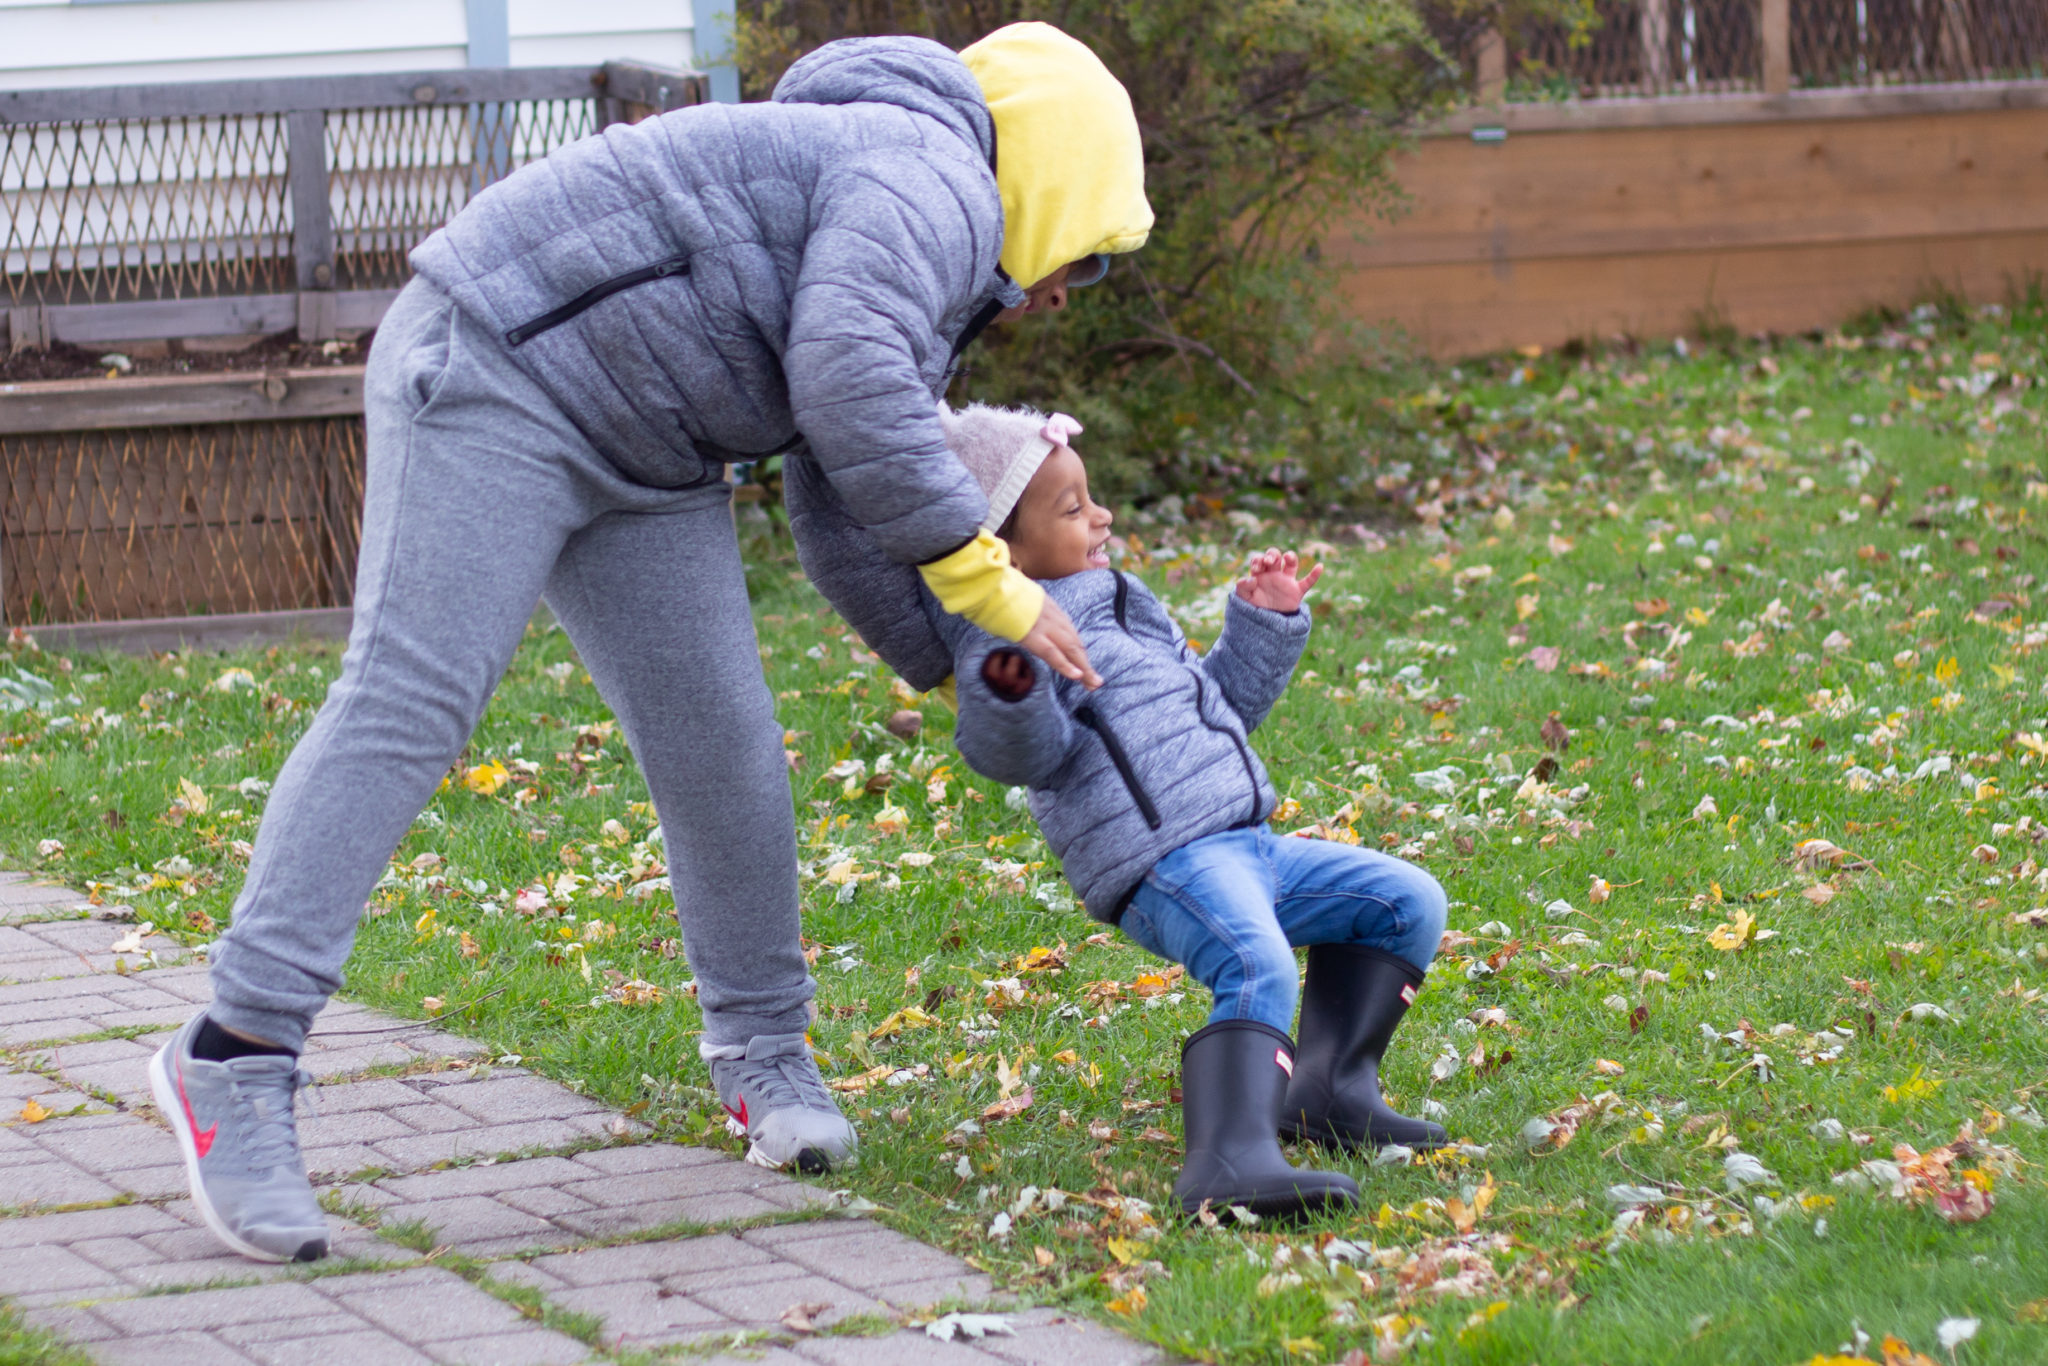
734, 0, 1584, 501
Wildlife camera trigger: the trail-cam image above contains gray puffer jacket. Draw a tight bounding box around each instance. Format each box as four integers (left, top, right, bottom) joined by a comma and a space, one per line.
940, 569, 1310, 922
410, 36, 1021, 566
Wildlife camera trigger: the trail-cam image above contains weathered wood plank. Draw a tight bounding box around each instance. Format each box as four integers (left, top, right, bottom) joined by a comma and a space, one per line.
1340, 107, 2048, 269
287, 109, 336, 297
0, 368, 366, 435
600, 61, 709, 113
1426, 78, 2048, 136
38, 295, 299, 346
0, 67, 613, 124
334, 289, 404, 332
24, 291, 398, 348
1337, 227, 2048, 357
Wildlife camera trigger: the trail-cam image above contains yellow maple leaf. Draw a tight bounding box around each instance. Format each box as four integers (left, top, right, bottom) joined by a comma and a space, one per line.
867, 1006, 938, 1040
1707, 908, 1755, 952
19, 1099, 51, 1123
1105, 1236, 1142, 1265
1884, 1067, 1941, 1104
1933, 655, 1959, 684
463, 760, 509, 796
1105, 1285, 1147, 1316
1515, 593, 1540, 621
870, 800, 909, 836
1282, 1337, 1321, 1358
175, 776, 211, 817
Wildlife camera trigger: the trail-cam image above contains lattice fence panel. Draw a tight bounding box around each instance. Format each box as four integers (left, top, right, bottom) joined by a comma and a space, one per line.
328, 97, 598, 290
1792, 0, 2048, 86
0, 418, 365, 623
0, 114, 295, 306
1487, 0, 2043, 98
1507, 0, 1762, 97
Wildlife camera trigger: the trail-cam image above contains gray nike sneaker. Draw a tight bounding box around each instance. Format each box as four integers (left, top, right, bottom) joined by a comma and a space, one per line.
148, 1015, 329, 1263
700, 1032, 857, 1174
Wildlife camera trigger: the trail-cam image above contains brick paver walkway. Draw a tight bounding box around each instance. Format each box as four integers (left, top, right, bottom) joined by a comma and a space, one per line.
0, 869, 1166, 1365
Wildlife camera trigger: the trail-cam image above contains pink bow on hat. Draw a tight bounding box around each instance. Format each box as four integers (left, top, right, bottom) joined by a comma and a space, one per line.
1041, 413, 1084, 447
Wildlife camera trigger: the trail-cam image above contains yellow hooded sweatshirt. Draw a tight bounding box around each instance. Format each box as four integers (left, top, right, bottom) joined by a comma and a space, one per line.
961, 21, 1154, 291
917, 22, 1152, 648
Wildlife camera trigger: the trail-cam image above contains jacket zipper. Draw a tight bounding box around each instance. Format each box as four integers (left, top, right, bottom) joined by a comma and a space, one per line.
505, 254, 692, 347
1075, 704, 1163, 831
1107, 572, 1264, 825
1188, 670, 1264, 826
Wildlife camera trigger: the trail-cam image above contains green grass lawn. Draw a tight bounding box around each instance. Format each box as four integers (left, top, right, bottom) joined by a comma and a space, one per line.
4, 296, 2047, 1365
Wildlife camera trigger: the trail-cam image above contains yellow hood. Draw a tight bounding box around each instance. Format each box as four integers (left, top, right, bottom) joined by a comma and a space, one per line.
960, 22, 1153, 290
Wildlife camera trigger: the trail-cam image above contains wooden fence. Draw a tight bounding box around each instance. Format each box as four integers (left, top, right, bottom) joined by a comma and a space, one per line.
1, 62, 702, 639
1340, 0, 2048, 355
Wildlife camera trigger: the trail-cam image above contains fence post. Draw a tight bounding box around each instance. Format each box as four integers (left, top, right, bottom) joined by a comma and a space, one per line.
286, 109, 337, 341
1761, 0, 1792, 95
1641, 0, 1671, 92
1475, 28, 1507, 105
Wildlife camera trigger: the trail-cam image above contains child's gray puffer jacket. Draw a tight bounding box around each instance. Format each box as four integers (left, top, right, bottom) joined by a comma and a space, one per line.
941, 569, 1310, 922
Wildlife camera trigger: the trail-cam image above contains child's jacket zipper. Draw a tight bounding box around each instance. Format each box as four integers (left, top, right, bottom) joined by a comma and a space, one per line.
1105, 570, 1262, 827
505, 255, 693, 346
1074, 704, 1163, 830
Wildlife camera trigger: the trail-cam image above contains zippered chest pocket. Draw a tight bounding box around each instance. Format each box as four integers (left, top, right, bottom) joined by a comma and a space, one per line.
1075, 704, 1164, 831
505, 255, 692, 347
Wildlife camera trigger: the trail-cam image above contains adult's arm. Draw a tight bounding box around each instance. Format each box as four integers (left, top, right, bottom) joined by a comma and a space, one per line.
784, 158, 1002, 550
784, 155, 1090, 667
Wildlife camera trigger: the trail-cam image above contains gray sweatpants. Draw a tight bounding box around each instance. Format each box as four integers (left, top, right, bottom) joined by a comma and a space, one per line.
206, 279, 814, 1051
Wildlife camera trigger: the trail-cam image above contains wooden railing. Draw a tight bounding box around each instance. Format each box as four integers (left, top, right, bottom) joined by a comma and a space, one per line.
2, 61, 705, 353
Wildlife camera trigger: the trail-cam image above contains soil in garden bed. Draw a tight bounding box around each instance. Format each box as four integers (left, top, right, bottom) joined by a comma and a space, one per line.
0, 331, 375, 384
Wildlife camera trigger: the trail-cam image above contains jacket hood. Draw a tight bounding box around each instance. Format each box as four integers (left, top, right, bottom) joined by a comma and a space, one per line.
959, 22, 1153, 289
773, 35, 995, 164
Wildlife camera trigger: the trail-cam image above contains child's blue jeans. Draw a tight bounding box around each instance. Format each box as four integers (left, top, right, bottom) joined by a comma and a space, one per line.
1117, 826, 1448, 1035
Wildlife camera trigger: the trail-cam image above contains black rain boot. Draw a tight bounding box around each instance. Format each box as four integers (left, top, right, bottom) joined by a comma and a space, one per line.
1173, 1019, 1359, 1219
1281, 944, 1448, 1153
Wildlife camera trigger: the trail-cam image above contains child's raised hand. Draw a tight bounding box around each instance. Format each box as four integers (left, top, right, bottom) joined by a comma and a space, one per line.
1234, 548, 1323, 614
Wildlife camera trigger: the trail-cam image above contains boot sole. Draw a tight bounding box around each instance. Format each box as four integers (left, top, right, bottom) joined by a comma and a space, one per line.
1178, 1185, 1358, 1220
1280, 1120, 1449, 1154
148, 1043, 326, 1265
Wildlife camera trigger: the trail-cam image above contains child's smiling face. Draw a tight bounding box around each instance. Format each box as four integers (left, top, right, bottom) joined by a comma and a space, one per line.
1004, 443, 1114, 580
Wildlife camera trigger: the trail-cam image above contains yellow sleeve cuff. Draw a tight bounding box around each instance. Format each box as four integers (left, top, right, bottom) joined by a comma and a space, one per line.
917, 529, 1045, 643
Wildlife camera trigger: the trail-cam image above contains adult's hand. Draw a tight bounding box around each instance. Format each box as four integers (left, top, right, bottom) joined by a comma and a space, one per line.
1018, 598, 1101, 690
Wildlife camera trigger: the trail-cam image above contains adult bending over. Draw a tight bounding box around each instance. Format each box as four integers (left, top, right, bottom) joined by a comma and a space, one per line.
150, 23, 1151, 1263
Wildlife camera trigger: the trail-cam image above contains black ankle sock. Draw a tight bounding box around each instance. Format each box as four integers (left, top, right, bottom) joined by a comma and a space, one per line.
191, 1015, 295, 1062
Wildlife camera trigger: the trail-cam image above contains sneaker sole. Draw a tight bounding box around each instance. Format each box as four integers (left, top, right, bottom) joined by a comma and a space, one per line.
148, 1042, 320, 1265
727, 1117, 839, 1175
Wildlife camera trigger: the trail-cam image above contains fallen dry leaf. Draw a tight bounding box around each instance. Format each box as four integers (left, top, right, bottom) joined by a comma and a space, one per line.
982, 1084, 1035, 1122
778, 1302, 833, 1335
18, 1099, 51, 1123
1708, 909, 1757, 952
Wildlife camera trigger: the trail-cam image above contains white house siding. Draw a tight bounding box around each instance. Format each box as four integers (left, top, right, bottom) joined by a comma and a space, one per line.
0, 0, 693, 92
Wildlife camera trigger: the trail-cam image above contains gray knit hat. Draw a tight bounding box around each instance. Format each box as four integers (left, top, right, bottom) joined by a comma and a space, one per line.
938, 402, 1084, 531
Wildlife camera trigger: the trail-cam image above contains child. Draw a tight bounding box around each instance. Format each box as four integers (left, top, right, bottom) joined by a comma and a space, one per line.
932, 403, 1449, 1218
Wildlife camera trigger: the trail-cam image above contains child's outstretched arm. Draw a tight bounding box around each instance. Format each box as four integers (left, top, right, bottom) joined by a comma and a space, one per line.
951, 631, 1081, 789
1186, 548, 1320, 733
